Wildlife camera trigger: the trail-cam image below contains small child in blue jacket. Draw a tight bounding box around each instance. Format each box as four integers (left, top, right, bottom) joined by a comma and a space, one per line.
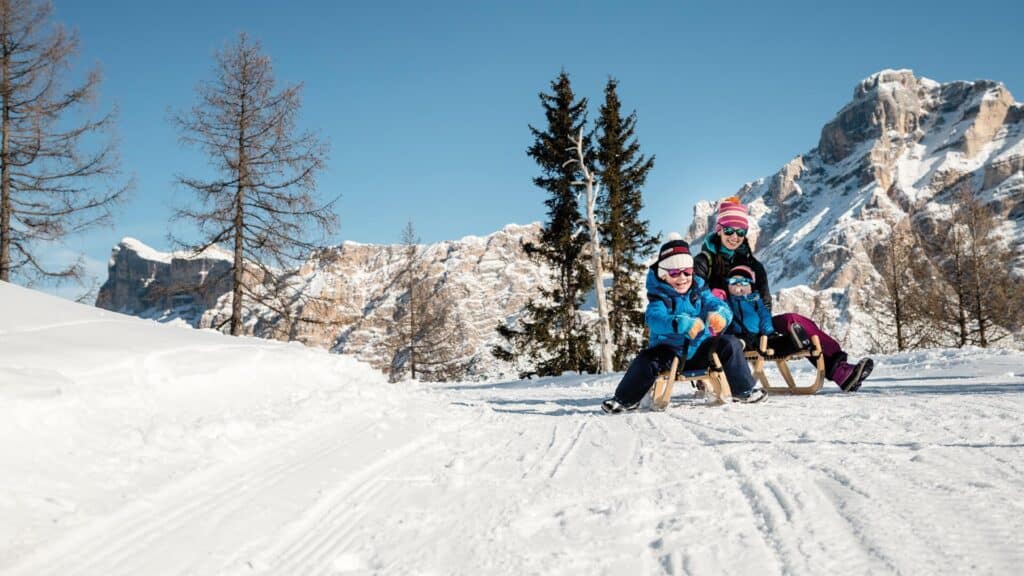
724, 265, 774, 348
724, 265, 806, 356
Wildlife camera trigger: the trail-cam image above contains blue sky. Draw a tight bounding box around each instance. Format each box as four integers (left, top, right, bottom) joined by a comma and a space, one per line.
34, 0, 1024, 297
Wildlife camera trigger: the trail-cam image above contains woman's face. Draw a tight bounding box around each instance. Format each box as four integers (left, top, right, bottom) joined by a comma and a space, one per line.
718, 227, 746, 251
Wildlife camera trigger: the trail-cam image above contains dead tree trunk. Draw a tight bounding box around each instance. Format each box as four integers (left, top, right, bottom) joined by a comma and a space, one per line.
570, 129, 613, 373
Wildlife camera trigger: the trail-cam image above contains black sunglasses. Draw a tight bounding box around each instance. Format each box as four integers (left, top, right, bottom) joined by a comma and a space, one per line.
721, 227, 747, 237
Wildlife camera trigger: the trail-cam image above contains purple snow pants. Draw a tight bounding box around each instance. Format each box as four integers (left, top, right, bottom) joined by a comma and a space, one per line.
771, 313, 847, 381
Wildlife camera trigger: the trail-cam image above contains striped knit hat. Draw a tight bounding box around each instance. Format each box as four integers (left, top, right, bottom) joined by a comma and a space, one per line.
715, 196, 749, 231
655, 234, 694, 277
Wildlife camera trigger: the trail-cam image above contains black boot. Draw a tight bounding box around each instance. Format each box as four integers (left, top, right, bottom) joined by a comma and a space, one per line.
789, 322, 812, 351
601, 397, 640, 414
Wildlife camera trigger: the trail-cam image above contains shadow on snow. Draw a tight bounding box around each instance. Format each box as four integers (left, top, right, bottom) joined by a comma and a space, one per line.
453, 380, 1024, 416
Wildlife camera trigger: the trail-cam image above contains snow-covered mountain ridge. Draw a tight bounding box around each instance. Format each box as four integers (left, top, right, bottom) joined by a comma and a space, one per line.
97, 224, 547, 379
686, 69, 1024, 350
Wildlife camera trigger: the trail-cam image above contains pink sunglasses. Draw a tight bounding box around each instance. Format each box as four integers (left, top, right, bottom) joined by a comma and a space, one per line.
662, 268, 693, 278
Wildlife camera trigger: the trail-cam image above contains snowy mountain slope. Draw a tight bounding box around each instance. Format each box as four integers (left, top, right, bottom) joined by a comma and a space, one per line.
3, 280, 1024, 574
687, 70, 1024, 352
97, 224, 550, 380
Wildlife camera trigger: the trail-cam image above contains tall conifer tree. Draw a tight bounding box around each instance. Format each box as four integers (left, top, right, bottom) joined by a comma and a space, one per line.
496, 71, 595, 376
594, 78, 657, 370
171, 33, 335, 337
0, 0, 129, 285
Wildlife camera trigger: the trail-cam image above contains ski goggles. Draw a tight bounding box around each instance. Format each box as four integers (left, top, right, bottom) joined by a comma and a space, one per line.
721, 227, 748, 237
727, 277, 753, 286
661, 267, 693, 278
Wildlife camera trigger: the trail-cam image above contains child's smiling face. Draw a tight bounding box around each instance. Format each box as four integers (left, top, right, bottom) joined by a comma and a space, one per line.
661, 268, 693, 294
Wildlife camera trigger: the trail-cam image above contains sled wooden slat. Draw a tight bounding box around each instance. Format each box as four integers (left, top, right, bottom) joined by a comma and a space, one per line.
651, 352, 732, 410
651, 357, 678, 410
745, 334, 825, 395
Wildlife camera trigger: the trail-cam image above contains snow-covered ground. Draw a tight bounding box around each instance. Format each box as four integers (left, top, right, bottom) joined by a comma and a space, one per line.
2, 280, 1023, 575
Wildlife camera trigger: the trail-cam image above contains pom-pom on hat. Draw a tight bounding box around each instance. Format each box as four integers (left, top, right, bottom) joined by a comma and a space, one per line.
716, 196, 749, 231
728, 265, 756, 283
655, 233, 694, 278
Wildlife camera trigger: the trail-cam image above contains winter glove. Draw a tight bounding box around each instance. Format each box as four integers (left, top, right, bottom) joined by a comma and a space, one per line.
710, 288, 727, 302
686, 318, 705, 339
707, 313, 727, 335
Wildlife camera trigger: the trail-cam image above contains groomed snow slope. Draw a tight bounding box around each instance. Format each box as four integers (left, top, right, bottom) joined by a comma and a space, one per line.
2, 280, 1023, 575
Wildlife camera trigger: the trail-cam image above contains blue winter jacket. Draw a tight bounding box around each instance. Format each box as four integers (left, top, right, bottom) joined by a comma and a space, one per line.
727, 293, 774, 336
645, 268, 733, 361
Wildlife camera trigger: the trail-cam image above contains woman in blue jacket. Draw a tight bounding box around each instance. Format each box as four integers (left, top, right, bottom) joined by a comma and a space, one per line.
602, 237, 766, 413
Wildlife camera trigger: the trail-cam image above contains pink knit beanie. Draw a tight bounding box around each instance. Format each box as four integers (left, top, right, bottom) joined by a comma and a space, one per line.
715, 196, 749, 231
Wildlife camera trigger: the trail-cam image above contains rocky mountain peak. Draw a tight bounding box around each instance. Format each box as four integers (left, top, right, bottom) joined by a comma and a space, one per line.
688, 69, 1024, 351
819, 69, 934, 164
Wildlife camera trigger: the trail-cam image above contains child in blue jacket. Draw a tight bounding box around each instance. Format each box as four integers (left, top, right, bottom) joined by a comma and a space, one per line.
601, 237, 766, 413
724, 265, 774, 349
724, 265, 804, 357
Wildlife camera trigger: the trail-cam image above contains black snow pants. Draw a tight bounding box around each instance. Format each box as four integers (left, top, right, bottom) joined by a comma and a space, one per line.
612, 336, 756, 405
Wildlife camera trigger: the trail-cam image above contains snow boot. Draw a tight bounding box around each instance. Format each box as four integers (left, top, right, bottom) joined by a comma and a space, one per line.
789, 322, 812, 352
834, 358, 873, 392
732, 386, 767, 404
601, 397, 640, 414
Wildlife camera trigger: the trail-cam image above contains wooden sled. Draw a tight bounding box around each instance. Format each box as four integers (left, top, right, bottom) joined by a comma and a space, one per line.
651, 352, 732, 410
744, 332, 826, 395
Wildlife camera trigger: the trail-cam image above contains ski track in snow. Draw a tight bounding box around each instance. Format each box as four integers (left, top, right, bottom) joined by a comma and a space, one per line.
7, 362, 1024, 575
3, 281, 1023, 575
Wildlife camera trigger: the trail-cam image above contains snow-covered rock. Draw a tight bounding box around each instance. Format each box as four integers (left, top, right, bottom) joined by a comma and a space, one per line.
95, 238, 234, 325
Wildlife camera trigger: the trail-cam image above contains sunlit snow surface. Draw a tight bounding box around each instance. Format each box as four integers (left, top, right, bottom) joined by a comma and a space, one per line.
2, 280, 1023, 575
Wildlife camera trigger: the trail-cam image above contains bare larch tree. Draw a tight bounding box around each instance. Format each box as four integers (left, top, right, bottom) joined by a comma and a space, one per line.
869, 219, 932, 352
954, 190, 1018, 347
172, 32, 336, 336
922, 190, 1020, 348
0, 0, 128, 284
388, 220, 471, 382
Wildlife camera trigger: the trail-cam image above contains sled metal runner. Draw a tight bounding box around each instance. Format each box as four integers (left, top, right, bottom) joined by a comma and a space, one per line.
745, 334, 826, 395
651, 352, 732, 409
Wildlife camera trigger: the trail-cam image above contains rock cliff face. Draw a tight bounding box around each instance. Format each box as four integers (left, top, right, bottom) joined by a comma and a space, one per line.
96, 239, 234, 324
97, 225, 548, 379
687, 69, 1024, 350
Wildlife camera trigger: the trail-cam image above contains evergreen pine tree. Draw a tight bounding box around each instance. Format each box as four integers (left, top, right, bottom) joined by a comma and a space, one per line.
594, 78, 657, 370
496, 71, 595, 376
